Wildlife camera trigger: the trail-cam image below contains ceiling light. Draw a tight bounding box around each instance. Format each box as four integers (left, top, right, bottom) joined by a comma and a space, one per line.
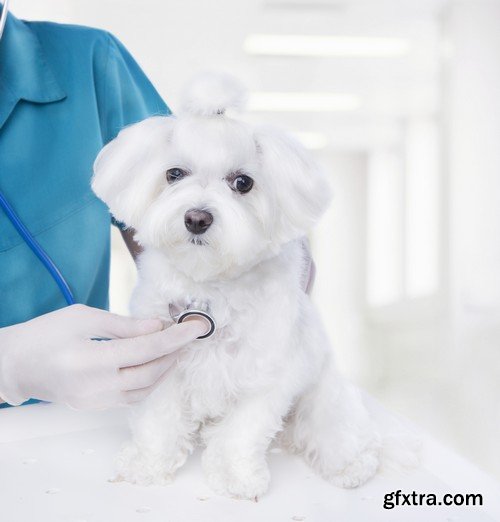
244, 35, 410, 57
248, 92, 360, 112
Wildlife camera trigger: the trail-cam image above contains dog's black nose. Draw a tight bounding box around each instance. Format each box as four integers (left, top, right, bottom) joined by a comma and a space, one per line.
184, 209, 213, 235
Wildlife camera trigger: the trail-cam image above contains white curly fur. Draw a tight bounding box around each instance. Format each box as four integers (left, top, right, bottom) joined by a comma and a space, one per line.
92, 73, 395, 500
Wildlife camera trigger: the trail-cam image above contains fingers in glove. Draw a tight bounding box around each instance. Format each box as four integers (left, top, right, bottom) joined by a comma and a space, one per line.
61, 305, 163, 339
104, 319, 206, 368
93, 312, 164, 340
118, 353, 176, 391
121, 363, 176, 404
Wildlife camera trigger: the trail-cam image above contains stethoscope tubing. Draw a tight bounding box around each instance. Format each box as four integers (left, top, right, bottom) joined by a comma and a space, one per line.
0, 190, 76, 305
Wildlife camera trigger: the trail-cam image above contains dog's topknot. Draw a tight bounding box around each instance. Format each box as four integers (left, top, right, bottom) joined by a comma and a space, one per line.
180, 71, 247, 117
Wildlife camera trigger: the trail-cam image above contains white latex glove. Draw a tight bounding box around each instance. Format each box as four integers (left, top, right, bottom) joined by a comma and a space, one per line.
0, 304, 207, 409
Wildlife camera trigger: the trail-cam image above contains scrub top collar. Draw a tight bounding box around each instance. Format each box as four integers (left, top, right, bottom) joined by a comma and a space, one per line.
0, 10, 66, 129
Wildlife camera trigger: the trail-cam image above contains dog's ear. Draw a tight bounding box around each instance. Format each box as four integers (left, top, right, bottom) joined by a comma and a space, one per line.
254, 125, 332, 242
92, 116, 174, 228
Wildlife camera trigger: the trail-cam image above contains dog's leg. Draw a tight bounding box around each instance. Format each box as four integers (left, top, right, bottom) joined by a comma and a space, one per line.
280, 358, 381, 488
201, 392, 291, 500
115, 377, 197, 486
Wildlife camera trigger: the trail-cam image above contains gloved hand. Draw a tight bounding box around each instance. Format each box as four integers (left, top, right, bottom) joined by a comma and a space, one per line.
0, 304, 207, 409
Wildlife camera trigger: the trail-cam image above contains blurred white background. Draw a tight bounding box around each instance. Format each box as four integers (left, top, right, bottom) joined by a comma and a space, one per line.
14, 0, 500, 480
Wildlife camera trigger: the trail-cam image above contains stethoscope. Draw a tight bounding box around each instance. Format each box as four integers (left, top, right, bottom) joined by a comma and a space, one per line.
0, 0, 9, 41
0, 0, 215, 338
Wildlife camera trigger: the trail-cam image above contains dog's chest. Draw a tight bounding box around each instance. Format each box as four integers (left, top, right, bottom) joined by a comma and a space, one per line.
175, 296, 266, 419
135, 243, 304, 419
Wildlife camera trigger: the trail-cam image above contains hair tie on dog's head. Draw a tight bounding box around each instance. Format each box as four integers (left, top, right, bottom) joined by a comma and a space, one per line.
180, 71, 247, 117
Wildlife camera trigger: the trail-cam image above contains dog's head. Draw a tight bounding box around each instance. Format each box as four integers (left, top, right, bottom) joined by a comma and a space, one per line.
92, 72, 332, 280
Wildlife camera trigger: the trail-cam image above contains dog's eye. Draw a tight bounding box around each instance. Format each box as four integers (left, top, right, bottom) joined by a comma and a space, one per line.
230, 174, 254, 194
166, 168, 188, 183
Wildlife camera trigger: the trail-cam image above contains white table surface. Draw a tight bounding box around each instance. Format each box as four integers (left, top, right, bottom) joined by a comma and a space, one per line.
1, 401, 498, 522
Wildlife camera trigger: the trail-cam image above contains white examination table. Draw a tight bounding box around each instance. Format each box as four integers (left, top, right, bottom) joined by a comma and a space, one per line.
1, 402, 498, 522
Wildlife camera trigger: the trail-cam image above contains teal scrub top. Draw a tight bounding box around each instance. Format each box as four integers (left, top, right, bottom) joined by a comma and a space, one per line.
0, 11, 170, 329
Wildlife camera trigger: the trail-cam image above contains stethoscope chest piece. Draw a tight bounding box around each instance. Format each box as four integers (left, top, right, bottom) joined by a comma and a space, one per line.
175, 309, 216, 340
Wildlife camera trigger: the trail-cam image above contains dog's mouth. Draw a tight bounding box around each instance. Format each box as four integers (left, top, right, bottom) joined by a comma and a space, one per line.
189, 237, 209, 246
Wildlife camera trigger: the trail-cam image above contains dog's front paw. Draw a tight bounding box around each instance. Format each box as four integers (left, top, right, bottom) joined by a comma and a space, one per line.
326, 446, 380, 489
202, 448, 270, 500
114, 441, 177, 486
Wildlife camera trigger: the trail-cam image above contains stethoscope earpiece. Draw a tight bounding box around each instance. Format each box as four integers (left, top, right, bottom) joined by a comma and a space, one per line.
0, 0, 10, 42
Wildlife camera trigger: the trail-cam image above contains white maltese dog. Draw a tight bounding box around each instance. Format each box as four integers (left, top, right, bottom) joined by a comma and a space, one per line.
92, 72, 382, 500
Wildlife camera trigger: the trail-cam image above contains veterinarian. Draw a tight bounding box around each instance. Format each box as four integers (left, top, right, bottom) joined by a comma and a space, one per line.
0, 6, 209, 409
